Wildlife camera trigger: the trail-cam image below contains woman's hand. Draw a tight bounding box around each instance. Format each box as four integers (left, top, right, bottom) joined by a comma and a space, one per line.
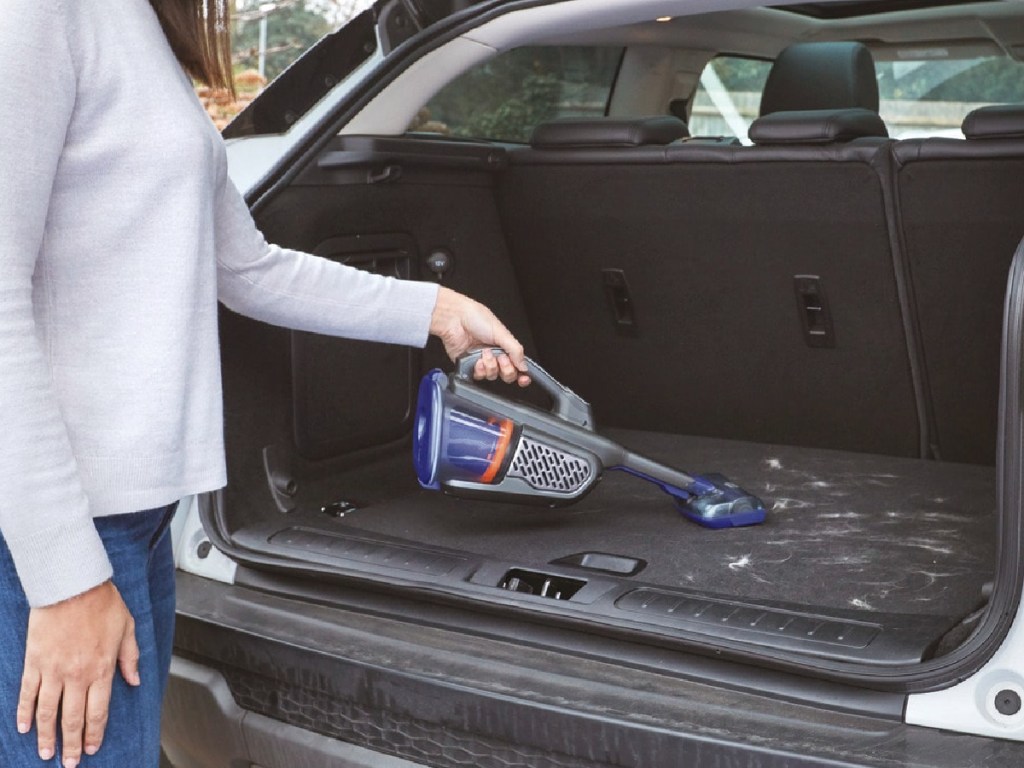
429, 286, 531, 387
17, 580, 140, 767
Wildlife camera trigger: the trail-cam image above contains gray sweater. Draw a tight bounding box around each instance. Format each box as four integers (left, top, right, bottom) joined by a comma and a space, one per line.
0, 0, 439, 606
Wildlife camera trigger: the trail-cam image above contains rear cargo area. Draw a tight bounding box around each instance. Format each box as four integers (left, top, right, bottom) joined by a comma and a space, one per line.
217, 131, 1021, 663
233, 427, 995, 618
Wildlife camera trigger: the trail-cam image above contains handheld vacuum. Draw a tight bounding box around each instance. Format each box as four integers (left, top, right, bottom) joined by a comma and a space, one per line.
413, 350, 767, 528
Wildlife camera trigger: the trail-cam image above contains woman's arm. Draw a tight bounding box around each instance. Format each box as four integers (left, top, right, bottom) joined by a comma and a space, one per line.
214, 175, 528, 383
429, 286, 530, 386
1, 4, 140, 765
0, 0, 113, 609
214, 177, 440, 344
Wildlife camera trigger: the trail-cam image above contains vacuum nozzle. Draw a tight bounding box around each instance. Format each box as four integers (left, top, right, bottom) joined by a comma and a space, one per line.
611, 464, 766, 529
676, 473, 767, 529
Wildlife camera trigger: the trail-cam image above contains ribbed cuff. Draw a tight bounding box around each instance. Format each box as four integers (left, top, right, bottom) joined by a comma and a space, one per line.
6, 514, 113, 607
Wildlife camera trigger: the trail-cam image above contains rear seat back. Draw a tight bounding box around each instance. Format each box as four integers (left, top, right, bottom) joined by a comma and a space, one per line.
499, 44, 927, 457
498, 44, 1024, 466
892, 105, 1024, 465
500, 125, 922, 456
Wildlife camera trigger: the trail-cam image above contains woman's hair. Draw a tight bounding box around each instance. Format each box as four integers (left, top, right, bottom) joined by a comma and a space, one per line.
150, 0, 234, 94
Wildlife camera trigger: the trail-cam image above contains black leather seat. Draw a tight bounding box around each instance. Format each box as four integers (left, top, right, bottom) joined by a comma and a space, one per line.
748, 108, 887, 145
747, 41, 888, 144
530, 116, 688, 148
501, 132, 921, 456
891, 105, 1024, 464
758, 41, 881, 116
498, 42, 927, 458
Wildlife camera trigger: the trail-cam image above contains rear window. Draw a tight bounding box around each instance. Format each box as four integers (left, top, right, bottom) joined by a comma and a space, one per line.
688, 56, 772, 144
411, 46, 624, 143
876, 53, 1024, 138
690, 50, 1024, 143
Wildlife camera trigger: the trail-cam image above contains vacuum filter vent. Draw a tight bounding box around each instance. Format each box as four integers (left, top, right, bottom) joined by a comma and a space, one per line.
507, 437, 593, 494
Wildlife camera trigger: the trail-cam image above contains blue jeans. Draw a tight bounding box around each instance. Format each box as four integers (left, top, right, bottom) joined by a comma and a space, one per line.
0, 505, 177, 767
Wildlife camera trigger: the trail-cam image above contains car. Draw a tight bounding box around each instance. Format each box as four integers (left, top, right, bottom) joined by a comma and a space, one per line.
161, 0, 1024, 765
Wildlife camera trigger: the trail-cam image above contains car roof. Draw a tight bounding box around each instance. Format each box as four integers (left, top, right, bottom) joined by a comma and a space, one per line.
776, 0, 997, 20
528, 0, 1024, 61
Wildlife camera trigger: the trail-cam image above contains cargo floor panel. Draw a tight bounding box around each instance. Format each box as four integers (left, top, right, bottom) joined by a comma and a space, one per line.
236, 430, 995, 623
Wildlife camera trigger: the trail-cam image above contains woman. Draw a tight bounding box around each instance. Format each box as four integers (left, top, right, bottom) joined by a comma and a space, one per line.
0, 1, 529, 766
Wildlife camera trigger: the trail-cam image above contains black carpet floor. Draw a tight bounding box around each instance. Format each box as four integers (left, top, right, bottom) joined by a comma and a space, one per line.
270, 429, 997, 618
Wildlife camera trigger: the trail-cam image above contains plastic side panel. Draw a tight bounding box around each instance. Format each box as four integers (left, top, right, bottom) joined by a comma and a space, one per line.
904, 237, 1024, 740
895, 156, 1024, 465
291, 233, 420, 460
905, 611, 1024, 740
172, 496, 237, 584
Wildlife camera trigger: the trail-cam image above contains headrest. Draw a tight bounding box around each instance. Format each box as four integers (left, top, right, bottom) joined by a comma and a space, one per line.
760, 42, 879, 117
962, 104, 1024, 140
530, 116, 688, 148
748, 109, 888, 145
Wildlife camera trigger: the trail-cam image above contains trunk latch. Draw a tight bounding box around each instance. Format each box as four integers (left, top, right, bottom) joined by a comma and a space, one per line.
498, 569, 586, 601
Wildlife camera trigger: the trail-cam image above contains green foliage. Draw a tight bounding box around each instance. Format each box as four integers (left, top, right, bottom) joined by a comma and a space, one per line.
877, 57, 1024, 103
710, 57, 772, 92
923, 58, 1024, 102
464, 73, 561, 142
233, 3, 331, 82
423, 47, 622, 142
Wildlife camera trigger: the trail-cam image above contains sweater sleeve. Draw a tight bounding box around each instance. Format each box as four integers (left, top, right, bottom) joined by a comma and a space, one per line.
214, 175, 440, 346
0, 0, 114, 607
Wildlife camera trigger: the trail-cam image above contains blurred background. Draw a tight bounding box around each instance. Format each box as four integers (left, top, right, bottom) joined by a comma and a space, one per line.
200, 0, 373, 128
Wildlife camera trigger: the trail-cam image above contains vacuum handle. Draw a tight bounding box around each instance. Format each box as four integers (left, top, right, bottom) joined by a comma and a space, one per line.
455, 348, 594, 429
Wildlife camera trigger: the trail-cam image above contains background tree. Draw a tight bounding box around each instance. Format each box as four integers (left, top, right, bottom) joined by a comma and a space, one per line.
233, 1, 333, 82
423, 47, 621, 142
303, 0, 374, 25
711, 56, 771, 91
876, 57, 1024, 102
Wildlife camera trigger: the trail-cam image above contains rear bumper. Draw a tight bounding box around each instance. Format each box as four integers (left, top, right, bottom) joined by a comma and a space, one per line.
163, 656, 425, 767
165, 571, 1024, 768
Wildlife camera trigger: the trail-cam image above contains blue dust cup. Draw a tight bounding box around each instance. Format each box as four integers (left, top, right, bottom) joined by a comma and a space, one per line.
414, 370, 518, 490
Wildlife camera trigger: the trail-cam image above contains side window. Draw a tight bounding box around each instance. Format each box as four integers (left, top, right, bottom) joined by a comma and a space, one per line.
875, 55, 1024, 139
412, 46, 624, 143
688, 56, 772, 143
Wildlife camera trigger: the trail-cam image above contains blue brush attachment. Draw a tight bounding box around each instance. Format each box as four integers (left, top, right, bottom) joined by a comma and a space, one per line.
611, 466, 767, 529
676, 473, 768, 528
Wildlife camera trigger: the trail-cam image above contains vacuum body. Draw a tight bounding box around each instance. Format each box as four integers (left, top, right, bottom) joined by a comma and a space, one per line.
413, 350, 767, 528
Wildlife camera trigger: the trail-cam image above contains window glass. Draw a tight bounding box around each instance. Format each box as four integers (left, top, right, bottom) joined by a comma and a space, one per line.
413, 46, 624, 143
690, 51, 1024, 143
876, 54, 1024, 138
689, 56, 772, 144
